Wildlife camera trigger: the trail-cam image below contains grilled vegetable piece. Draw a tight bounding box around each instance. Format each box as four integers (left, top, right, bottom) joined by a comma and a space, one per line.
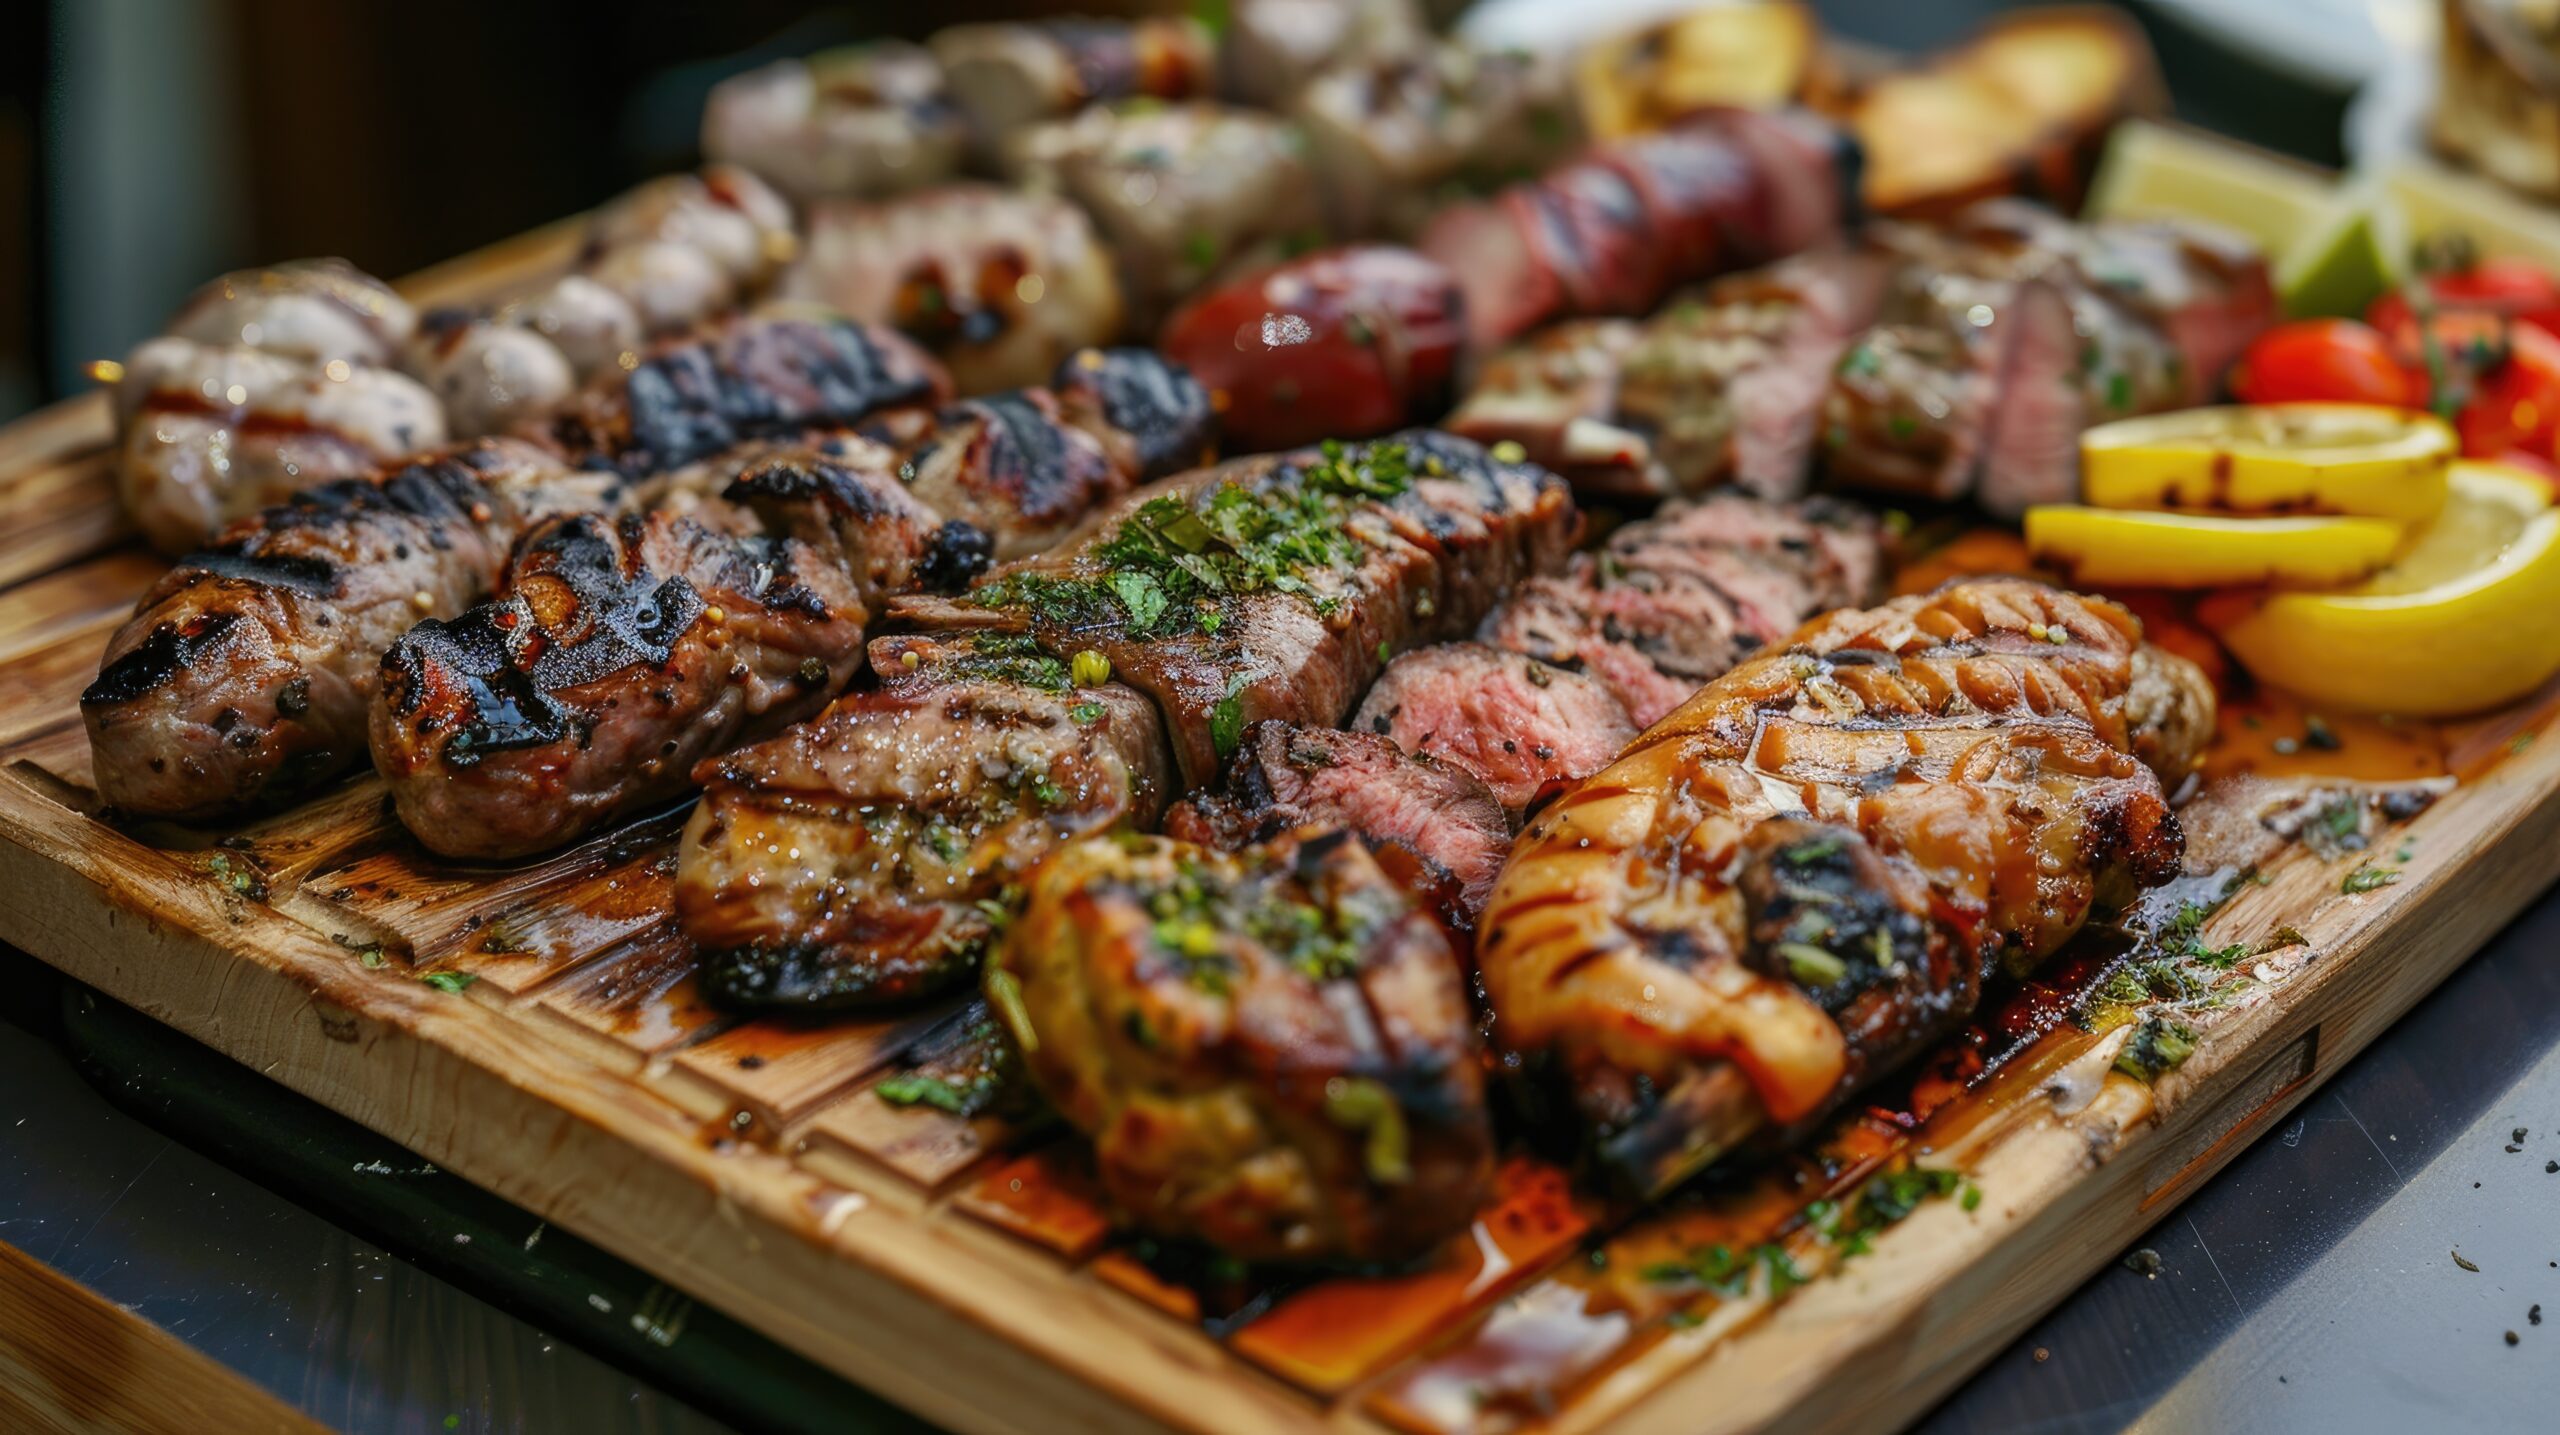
1220, 0, 1425, 108
372, 507, 874, 859
679, 630, 1178, 1009
112, 337, 449, 554
1158, 244, 1467, 453
1353, 642, 1634, 813
83, 440, 618, 821
1292, 41, 1582, 240
700, 42, 965, 204
932, 16, 1215, 165
1166, 720, 1510, 936
1007, 102, 1326, 331
1419, 107, 1859, 348
1478, 578, 2213, 1196
538, 312, 949, 483
993, 827, 1494, 1265
162, 258, 415, 365
856, 348, 1213, 561
1481, 490, 1885, 727
777, 183, 1124, 395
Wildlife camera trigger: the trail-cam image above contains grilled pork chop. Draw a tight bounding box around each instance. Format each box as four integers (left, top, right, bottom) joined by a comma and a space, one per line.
1477, 578, 2214, 1196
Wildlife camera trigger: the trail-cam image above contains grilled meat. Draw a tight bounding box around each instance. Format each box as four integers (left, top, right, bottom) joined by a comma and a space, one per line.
587, 164, 796, 297
1352, 642, 1635, 813
112, 337, 449, 554
860, 348, 1214, 558
402, 308, 579, 440
1480, 491, 1885, 727
701, 42, 966, 204
1007, 102, 1325, 331
83, 440, 617, 821
991, 826, 1494, 1264
1159, 244, 1467, 453
1477, 578, 2214, 1196
777, 183, 1124, 395
1220, 0, 1424, 108
932, 16, 1215, 167
162, 259, 414, 365
1420, 108, 1859, 348
678, 630, 1178, 1008
1166, 720, 1510, 937
1293, 41, 1581, 240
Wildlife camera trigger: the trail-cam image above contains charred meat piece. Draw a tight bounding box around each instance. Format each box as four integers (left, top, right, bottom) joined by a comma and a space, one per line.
112, 337, 449, 554
1159, 245, 1467, 453
538, 313, 950, 483
679, 630, 1178, 1009
932, 16, 1215, 166
1293, 40, 1581, 240
372, 508, 871, 859
83, 439, 617, 821
992, 827, 1494, 1265
1478, 578, 2214, 1196
1352, 642, 1634, 813
1421, 108, 1859, 348
777, 183, 1124, 395
1480, 491, 1884, 727
1166, 720, 1510, 935
162, 259, 415, 365
1007, 102, 1326, 331
700, 42, 966, 204
859, 348, 1213, 558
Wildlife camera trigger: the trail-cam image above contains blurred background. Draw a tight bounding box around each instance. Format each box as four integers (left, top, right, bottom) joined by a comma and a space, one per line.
0, 0, 2408, 424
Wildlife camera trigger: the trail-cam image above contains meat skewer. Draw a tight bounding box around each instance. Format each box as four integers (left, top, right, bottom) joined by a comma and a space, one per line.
1476, 577, 2215, 1197
81, 439, 622, 821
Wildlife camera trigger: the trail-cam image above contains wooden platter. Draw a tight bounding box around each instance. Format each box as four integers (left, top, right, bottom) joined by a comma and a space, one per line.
2, 231, 2557, 1435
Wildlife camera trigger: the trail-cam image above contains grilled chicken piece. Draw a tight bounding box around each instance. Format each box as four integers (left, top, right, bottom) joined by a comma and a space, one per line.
1481, 490, 1884, 727
1353, 642, 1635, 813
538, 312, 949, 484
777, 183, 1124, 395
679, 432, 1575, 1010
1478, 578, 2214, 1196
1166, 720, 1511, 937
1220, 0, 1425, 107
1293, 40, 1581, 240
495, 274, 647, 384
112, 337, 449, 554
860, 349, 1214, 558
402, 309, 580, 440
1007, 103, 1325, 331
992, 826, 1494, 1264
679, 630, 1178, 1008
701, 42, 965, 204
587, 164, 796, 296
932, 16, 1215, 166
83, 440, 617, 821
162, 259, 415, 365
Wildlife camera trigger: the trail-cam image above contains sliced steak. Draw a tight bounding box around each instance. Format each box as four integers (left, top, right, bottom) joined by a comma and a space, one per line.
1351, 642, 1633, 812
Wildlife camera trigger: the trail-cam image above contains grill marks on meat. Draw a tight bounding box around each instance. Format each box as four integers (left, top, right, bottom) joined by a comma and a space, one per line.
1478, 578, 2214, 1197
680, 432, 1575, 1010
1479, 491, 1885, 727
373, 509, 872, 859
82, 439, 615, 821
992, 827, 1494, 1264
1167, 720, 1510, 937
677, 630, 1177, 1009
1352, 643, 1634, 814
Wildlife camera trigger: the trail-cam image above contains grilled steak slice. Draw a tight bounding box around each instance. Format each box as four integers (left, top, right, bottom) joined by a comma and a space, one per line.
539, 313, 950, 483
1478, 579, 2213, 1196
373, 509, 869, 859
1166, 720, 1510, 935
679, 630, 1177, 1009
1443, 319, 1659, 498
857, 348, 1213, 557
1480, 491, 1885, 727
84, 440, 617, 821
1352, 643, 1633, 813
992, 826, 1493, 1264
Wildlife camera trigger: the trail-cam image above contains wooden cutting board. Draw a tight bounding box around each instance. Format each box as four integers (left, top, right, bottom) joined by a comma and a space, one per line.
1, 229, 2555, 1435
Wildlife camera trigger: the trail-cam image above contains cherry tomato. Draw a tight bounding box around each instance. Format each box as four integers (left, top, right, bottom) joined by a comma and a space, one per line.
2455, 321, 2560, 460
2228, 319, 2421, 408
2370, 257, 2560, 342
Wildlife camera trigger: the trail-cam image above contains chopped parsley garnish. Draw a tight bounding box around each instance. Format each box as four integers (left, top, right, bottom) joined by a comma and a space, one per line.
874, 1070, 1002, 1117
1069, 701, 1105, 725
2342, 865, 2401, 895
419, 971, 478, 994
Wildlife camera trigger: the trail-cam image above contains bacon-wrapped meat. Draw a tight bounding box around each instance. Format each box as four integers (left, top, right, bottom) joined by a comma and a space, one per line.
701, 42, 965, 203
1477, 578, 2214, 1195
932, 16, 1215, 166
991, 826, 1494, 1264
1158, 244, 1466, 453
82, 440, 618, 821
775, 183, 1123, 395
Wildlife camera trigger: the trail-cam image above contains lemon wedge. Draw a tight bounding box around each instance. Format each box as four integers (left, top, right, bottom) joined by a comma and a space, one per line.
2023, 506, 2405, 589
2203, 463, 2560, 716
2081, 404, 2454, 524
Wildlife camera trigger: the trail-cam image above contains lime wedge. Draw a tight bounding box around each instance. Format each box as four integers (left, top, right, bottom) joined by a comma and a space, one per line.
2272, 195, 2399, 318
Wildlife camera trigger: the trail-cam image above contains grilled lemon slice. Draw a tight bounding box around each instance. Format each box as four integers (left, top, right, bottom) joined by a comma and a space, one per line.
2081, 404, 2454, 524
2202, 463, 2560, 715
2024, 505, 2406, 589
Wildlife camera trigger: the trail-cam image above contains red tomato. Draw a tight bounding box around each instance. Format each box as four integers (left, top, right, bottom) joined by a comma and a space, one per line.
2228, 320, 2422, 408
2455, 322, 2560, 459
2370, 257, 2560, 342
